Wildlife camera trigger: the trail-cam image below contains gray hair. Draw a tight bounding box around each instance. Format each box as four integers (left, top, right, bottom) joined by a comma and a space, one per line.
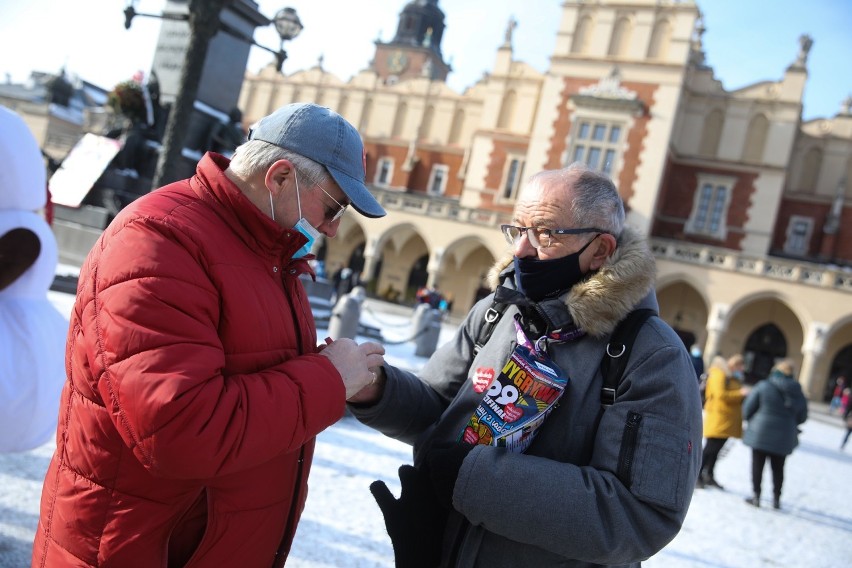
527, 163, 625, 236
229, 139, 330, 187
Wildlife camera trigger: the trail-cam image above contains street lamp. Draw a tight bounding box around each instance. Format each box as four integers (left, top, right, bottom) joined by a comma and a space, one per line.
272, 7, 303, 72
123, 2, 302, 73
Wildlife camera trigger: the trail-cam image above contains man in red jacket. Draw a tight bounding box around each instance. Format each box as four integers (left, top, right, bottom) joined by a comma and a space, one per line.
33, 103, 387, 567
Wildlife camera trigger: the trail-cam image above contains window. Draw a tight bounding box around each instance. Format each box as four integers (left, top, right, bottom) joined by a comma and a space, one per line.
784, 216, 813, 256
375, 157, 394, 187
686, 175, 735, 239
428, 164, 449, 196
500, 157, 525, 201
568, 120, 623, 174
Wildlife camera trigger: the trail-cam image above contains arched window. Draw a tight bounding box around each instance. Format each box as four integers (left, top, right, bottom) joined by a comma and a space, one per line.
647, 19, 671, 59
572, 15, 593, 54
392, 102, 408, 138
448, 108, 464, 145
845, 157, 852, 198
797, 147, 822, 192
742, 114, 769, 163
699, 109, 724, 157
421, 104, 435, 141
497, 90, 516, 130
360, 97, 373, 132
608, 17, 632, 57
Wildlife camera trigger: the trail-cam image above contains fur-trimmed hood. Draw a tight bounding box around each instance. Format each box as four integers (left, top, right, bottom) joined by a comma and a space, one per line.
486, 226, 656, 337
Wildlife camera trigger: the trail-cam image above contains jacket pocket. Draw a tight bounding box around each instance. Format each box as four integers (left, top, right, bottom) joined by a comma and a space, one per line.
625, 415, 691, 510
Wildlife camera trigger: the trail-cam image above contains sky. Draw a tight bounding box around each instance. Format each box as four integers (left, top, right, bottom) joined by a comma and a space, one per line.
0, 1, 850, 121
1, 290, 851, 566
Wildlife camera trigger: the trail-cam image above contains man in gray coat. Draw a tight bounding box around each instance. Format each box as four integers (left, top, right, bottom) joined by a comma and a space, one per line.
349, 164, 703, 567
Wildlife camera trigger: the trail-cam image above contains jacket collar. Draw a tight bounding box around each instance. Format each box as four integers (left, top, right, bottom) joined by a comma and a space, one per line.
190, 153, 314, 276
487, 226, 656, 337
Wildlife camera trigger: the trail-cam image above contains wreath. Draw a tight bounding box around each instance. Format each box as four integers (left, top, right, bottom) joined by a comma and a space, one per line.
107, 80, 147, 125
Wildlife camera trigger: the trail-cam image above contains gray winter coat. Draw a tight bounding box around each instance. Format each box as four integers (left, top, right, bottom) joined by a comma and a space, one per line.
352, 228, 703, 567
742, 370, 808, 456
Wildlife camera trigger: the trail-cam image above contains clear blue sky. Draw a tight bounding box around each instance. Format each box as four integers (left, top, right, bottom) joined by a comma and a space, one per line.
0, 1, 849, 121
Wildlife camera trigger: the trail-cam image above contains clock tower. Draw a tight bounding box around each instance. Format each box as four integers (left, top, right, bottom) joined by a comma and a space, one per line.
373, 0, 451, 84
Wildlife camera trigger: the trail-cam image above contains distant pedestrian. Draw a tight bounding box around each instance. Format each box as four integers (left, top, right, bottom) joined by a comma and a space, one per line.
841, 401, 852, 450
829, 376, 846, 414
698, 354, 748, 489
690, 345, 705, 381
742, 359, 808, 509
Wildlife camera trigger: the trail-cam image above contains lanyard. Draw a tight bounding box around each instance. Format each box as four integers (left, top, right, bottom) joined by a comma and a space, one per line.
513, 314, 584, 356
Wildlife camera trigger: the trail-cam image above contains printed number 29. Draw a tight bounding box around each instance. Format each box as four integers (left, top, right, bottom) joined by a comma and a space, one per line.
487, 380, 518, 405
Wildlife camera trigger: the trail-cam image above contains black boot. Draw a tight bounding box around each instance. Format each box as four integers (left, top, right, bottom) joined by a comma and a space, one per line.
773, 493, 781, 510
745, 494, 760, 507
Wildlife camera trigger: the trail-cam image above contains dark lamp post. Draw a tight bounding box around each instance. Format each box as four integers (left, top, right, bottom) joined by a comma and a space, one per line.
273, 7, 303, 72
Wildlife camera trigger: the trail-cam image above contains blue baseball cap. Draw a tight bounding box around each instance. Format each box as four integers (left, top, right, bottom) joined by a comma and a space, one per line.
248, 103, 386, 218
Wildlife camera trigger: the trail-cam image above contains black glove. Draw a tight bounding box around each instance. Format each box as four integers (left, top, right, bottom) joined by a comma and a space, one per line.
424, 443, 476, 509
370, 465, 448, 568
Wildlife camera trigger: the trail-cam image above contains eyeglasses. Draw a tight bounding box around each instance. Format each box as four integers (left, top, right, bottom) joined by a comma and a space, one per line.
316, 183, 349, 222
500, 224, 608, 249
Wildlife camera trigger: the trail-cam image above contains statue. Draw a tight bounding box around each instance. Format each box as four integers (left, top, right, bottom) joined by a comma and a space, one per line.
795, 34, 813, 66
504, 16, 518, 47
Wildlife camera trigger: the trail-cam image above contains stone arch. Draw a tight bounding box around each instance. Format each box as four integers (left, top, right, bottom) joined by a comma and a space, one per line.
723, 294, 806, 384
368, 223, 430, 303
742, 113, 769, 163
656, 277, 710, 349
435, 236, 497, 315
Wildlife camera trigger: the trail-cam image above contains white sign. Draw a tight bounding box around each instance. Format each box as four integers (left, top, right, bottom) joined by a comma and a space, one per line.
48, 134, 122, 208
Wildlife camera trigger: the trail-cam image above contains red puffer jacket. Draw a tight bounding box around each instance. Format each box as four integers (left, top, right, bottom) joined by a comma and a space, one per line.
32, 154, 346, 567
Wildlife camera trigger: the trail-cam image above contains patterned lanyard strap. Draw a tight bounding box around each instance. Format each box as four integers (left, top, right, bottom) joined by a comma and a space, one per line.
513, 314, 585, 356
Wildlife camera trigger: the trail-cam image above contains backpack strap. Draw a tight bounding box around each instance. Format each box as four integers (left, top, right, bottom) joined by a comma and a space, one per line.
599, 309, 656, 406
473, 300, 508, 355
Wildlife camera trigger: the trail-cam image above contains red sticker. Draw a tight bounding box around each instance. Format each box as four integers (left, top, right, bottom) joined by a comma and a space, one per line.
472, 368, 494, 393
503, 403, 522, 423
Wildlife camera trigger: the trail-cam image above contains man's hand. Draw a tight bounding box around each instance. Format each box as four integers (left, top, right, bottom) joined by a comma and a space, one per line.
319, 339, 385, 399
370, 465, 448, 568
424, 443, 476, 508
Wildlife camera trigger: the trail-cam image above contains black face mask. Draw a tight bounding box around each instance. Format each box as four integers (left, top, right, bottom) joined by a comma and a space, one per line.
513, 235, 600, 302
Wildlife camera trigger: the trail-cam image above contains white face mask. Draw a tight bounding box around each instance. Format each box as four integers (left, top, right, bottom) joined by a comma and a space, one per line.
290, 169, 319, 258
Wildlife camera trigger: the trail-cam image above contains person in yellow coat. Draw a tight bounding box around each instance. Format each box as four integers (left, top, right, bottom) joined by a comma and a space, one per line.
698, 354, 750, 489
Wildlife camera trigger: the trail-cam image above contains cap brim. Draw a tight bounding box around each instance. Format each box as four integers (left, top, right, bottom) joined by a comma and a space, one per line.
327, 165, 386, 218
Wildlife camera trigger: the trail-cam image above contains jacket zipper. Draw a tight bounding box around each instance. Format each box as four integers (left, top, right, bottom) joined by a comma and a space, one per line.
617, 411, 642, 488
273, 448, 306, 568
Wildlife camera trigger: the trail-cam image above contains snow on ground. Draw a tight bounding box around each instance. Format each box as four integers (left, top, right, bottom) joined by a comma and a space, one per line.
1, 294, 851, 567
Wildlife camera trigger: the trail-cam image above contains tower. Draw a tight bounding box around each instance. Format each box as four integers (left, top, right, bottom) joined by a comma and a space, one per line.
373, 0, 451, 84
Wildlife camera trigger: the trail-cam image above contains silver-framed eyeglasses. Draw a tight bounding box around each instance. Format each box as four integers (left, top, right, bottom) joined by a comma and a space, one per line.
316, 184, 349, 222
500, 224, 607, 249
